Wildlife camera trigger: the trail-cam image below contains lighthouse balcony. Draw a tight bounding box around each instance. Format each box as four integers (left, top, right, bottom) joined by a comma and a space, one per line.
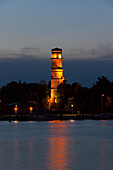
51, 67, 63, 69
51, 77, 64, 79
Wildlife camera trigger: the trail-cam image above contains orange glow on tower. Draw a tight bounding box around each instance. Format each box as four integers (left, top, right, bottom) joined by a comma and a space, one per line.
50, 47, 65, 109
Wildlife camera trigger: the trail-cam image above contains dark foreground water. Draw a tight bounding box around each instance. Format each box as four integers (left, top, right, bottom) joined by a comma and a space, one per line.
0, 120, 113, 170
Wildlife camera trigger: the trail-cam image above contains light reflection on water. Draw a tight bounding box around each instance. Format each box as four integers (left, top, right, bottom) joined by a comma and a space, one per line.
47, 137, 68, 170
47, 121, 69, 170
0, 120, 113, 170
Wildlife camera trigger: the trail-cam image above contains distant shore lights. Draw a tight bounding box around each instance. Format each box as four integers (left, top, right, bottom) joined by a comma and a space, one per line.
49, 47, 65, 109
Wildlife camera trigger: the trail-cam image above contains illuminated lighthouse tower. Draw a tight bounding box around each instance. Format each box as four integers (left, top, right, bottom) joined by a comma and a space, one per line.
50, 47, 65, 107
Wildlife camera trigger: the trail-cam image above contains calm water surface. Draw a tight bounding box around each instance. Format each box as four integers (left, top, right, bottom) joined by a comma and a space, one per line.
0, 120, 113, 170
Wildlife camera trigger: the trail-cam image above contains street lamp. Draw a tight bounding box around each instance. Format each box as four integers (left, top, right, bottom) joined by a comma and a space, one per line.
29, 107, 33, 114
71, 104, 73, 114
101, 94, 104, 113
14, 105, 18, 114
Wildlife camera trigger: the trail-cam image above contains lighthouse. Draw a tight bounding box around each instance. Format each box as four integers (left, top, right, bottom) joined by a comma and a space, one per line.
50, 47, 65, 109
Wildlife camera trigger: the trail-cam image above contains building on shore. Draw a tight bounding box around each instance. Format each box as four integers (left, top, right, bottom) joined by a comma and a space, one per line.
49, 47, 65, 110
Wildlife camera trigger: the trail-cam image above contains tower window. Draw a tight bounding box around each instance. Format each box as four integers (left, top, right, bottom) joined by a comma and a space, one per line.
58, 54, 62, 58
53, 54, 57, 58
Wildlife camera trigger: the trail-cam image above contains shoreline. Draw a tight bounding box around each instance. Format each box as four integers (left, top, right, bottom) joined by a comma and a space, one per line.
0, 114, 113, 121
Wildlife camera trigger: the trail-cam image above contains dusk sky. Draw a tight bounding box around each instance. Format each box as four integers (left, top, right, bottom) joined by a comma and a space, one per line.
0, 0, 113, 87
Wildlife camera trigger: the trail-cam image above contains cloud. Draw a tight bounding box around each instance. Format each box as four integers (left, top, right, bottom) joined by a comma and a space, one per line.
0, 43, 113, 62
0, 52, 36, 62
0, 46, 43, 62
102, 54, 113, 60
91, 49, 96, 56
21, 47, 40, 54
65, 43, 113, 60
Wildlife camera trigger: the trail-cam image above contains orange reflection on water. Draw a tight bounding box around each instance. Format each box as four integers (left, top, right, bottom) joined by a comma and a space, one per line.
48, 121, 69, 170
100, 120, 107, 126
70, 119, 75, 123
13, 120, 18, 124
48, 137, 68, 170
49, 120, 69, 128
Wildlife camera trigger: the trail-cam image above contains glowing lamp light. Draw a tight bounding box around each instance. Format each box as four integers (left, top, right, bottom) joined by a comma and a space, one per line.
71, 104, 74, 114
58, 54, 62, 58
54, 54, 57, 58
29, 107, 33, 114
14, 105, 18, 114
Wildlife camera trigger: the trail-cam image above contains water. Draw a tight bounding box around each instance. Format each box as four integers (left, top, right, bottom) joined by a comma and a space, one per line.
0, 120, 113, 170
